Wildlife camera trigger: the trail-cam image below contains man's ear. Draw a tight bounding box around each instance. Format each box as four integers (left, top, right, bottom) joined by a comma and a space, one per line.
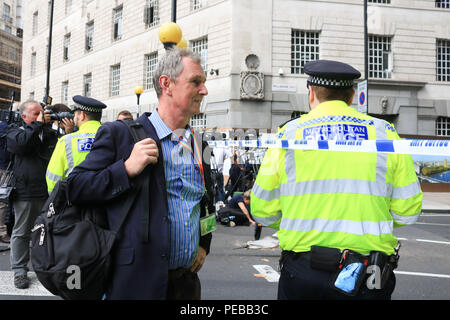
348, 89, 355, 106
309, 86, 315, 105
159, 75, 172, 96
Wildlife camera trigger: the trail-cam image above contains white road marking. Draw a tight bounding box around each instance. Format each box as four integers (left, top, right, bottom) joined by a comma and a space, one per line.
396, 238, 450, 245
416, 239, 450, 245
0, 271, 54, 296
415, 222, 450, 227
253, 265, 280, 283
394, 271, 450, 279
421, 214, 450, 217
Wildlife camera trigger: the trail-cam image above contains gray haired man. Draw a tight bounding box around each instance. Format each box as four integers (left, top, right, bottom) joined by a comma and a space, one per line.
7, 100, 57, 289
66, 48, 214, 299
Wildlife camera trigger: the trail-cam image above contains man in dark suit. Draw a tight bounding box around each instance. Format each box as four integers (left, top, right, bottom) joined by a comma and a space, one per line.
67, 48, 213, 300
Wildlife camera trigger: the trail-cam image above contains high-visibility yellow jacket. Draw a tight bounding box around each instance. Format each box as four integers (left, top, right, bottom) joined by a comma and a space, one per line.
46, 120, 101, 193
251, 100, 422, 255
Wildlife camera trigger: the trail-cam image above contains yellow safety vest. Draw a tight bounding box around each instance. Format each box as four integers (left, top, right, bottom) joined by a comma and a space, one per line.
46, 120, 101, 193
251, 100, 422, 255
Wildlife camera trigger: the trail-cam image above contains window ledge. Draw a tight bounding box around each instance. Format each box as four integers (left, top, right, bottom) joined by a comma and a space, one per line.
365, 79, 427, 88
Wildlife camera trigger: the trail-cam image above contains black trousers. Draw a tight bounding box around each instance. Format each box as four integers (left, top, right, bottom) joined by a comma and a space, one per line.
278, 253, 396, 300
167, 268, 201, 300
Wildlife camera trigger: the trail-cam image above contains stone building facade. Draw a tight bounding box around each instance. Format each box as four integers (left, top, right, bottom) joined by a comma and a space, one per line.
21, 0, 450, 136
0, 0, 22, 109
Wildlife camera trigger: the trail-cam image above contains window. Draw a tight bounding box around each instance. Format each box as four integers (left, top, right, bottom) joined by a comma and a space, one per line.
436, 39, 450, 82
291, 30, 320, 74
191, 37, 208, 73
436, 117, 450, 136
113, 7, 123, 41
110, 64, 121, 96
32, 11, 38, 36
31, 52, 37, 76
85, 22, 94, 52
144, 0, 159, 27
191, 0, 203, 11
9, 47, 16, 61
190, 113, 206, 129
65, 0, 72, 15
369, 35, 392, 78
84, 74, 92, 97
368, 0, 390, 3
144, 52, 158, 89
63, 34, 71, 61
3, 4, 11, 22
61, 81, 69, 105
5, 26, 11, 34
435, 1, 450, 8
47, 1, 51, 25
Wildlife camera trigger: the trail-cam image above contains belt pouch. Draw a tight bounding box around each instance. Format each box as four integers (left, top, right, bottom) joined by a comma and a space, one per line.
332, 251, 368, 296
310, 246, 342, 272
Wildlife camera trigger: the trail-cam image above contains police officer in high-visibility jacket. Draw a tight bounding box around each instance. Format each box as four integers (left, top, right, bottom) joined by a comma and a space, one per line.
251, 60, 422, 300
46, 95, 106, 193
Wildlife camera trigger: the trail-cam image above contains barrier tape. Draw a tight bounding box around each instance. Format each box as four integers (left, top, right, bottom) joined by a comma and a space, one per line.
207, 139, 450, 156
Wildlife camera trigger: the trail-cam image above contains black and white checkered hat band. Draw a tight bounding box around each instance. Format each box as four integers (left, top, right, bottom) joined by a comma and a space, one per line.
74, 104, 102, 113
307, 76, 354, 88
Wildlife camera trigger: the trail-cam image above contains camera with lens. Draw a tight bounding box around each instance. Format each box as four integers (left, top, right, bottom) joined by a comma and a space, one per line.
49, 111, 74, 121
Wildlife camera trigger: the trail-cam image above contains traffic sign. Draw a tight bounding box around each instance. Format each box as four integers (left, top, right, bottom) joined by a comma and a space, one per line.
357, 80, 367, 114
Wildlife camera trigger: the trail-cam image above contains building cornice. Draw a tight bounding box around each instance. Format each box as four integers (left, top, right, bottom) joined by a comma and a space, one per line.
365, 79, 427, 88
0, 29, 22, 43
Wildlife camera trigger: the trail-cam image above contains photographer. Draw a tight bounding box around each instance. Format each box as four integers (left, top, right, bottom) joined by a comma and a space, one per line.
7, 100, 58, 289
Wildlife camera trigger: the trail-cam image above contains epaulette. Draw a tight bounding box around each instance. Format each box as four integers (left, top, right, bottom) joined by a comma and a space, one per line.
277, 116, 300, 131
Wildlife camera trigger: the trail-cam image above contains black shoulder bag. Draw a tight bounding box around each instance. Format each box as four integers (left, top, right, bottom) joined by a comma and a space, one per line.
30, 120, 149, 300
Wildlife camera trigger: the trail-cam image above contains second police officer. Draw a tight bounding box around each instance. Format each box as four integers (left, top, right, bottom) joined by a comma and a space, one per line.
251, 60, 423, 300
46, 95, 106, 193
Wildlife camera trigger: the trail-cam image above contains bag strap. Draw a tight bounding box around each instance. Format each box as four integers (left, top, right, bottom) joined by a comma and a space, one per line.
119, 119, 151, 243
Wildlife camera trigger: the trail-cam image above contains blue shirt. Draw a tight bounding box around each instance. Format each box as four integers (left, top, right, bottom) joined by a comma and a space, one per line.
148, 110, 204, 269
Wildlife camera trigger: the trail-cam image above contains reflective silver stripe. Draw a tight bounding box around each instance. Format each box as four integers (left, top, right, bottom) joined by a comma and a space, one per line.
254, 211, 282, 226
392, 180, 421, 199
373, 118, 388, 185
390, 210, 421, 225
45, 170, 62, 182
280, 179, 392, 197
64, 135, 74, 175
280, 217, 394, 236
284, 120, 298, 183
252, 182, 280, 202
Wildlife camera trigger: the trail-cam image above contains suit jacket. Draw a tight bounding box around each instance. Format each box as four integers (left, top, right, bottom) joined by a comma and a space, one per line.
66, 113, 213, 299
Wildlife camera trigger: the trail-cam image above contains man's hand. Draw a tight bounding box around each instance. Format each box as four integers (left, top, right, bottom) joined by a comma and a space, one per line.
37, 109, 52, 124
124, 138, 159, 178
190, 246, 207, 273
61, 118, 74, 134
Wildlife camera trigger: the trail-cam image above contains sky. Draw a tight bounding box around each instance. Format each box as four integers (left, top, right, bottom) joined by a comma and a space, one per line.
412, 155, 450, 163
